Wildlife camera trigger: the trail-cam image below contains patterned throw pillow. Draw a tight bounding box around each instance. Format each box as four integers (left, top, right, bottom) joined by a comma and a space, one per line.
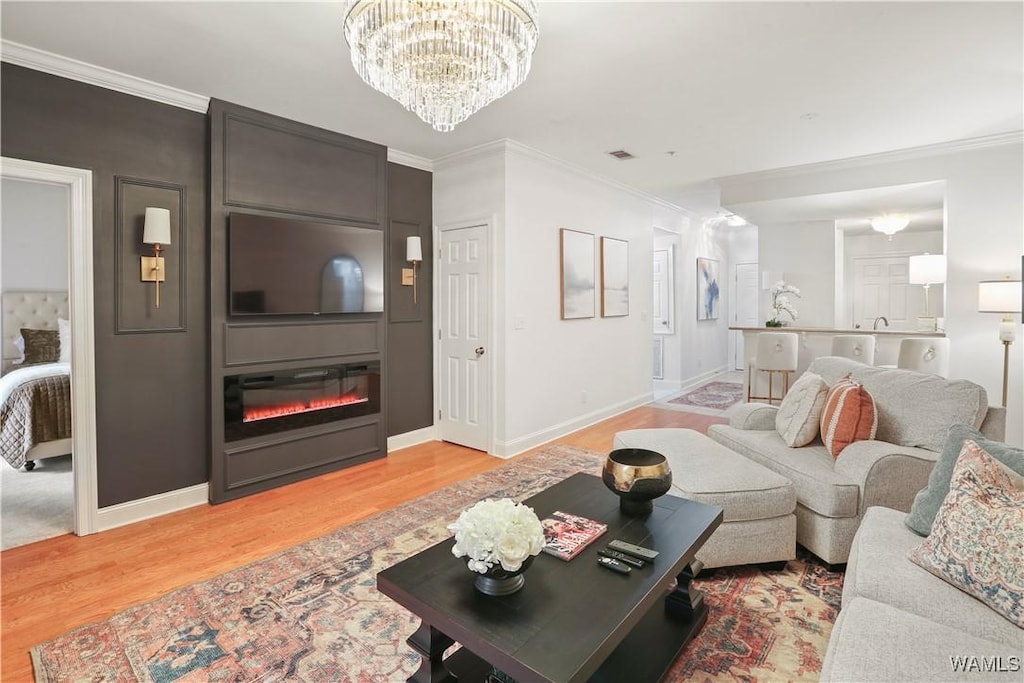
775, 372, 829, 447
905, 424, 1024, 536
20, 328, 60, 364
908, 440, 1024, 627
820, 375, 877, 458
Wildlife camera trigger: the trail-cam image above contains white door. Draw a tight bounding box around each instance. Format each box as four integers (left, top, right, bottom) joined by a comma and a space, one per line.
652, 249, 673, 334
853, 256, 912, 330
732, 263, 759, 370
438, 224, 491, 451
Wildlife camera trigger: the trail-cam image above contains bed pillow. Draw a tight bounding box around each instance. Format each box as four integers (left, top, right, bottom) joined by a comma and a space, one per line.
20, 328, 60, 364
905, 423, 1024, 536
58, 317, 72, 363
820, 375, 877, 458
908, 440, 1024, 627
775, 372, 828, 447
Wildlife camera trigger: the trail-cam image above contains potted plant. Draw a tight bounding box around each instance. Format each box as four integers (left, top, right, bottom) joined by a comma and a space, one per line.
767, 281, 801, 327
448, 498, 546, 595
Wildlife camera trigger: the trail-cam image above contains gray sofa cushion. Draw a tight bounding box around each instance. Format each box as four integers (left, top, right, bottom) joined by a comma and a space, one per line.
905, 423, 1024, 536
821, 597, 1022, 682
807, 357, 988, 452
707, 425, 859, 518
844, 507, 1023, 648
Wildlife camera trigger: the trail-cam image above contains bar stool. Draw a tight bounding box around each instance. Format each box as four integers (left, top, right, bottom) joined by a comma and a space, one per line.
897, 338, 950, 377
831, 335, 876, 365
748, 332, 799, 405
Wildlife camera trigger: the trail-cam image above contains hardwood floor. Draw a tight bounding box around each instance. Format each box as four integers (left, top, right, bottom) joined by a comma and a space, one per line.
0, 406, 723, 680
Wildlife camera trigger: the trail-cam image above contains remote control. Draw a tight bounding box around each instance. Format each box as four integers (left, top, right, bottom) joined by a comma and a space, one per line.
607, 540, 659, 561
597, 556, 631, 574
598, 548, 645, 568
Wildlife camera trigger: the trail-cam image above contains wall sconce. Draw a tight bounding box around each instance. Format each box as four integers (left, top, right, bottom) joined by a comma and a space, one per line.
404, 235, 423, 303
978, 277, 1022, 407
140, 207, 171, 309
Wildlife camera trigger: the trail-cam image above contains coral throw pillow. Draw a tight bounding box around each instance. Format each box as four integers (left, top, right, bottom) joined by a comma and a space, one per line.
908, 440, 1024, 628
820, 376, 877, 457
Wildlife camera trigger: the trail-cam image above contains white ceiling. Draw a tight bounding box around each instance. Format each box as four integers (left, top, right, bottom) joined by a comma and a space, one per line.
2, 1, 1021, 207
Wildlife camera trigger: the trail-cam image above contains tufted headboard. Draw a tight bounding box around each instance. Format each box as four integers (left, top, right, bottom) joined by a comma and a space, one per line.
2, 290, 69, 371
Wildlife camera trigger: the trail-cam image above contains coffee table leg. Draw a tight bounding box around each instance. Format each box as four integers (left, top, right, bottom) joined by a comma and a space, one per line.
664, 562, 707, 625
406, 621, 456, 683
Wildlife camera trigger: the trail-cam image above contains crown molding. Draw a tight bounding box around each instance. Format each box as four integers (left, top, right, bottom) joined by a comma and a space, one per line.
715, 131, 1024, 189
1, 40, 210, 113
386, 149, 434, 172
432, 139, 509, 169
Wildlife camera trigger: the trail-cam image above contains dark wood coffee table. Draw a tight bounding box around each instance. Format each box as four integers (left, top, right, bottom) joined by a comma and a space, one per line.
377, 472, 723, 683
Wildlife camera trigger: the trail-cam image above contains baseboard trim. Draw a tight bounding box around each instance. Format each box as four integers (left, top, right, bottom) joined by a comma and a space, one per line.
96, 482, 209, 532
387, 425, 439, 452
493, 392, 652, 458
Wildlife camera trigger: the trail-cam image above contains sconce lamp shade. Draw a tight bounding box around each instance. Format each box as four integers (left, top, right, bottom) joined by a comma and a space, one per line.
908, 254, 946, 285
978, 280, 1022, 313
143, 207, 171, 245
406, 235, 423, 263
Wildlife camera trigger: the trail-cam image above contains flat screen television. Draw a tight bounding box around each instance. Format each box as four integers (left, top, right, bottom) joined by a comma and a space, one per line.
228, 213, 384, 316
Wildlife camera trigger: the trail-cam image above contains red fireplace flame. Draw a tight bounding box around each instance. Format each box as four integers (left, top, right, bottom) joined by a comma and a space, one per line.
243, 393, 369, 423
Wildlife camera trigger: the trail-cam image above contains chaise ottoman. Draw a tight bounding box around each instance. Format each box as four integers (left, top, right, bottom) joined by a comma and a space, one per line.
613, 428, 796, 569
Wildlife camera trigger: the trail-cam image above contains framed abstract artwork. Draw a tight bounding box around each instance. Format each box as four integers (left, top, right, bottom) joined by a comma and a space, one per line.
560, 228, 595, 319
600, 237, 629, 317
697, 257, 720, 320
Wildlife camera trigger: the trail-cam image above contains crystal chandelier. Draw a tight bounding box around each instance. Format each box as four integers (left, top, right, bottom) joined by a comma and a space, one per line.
343, 0, 540, 133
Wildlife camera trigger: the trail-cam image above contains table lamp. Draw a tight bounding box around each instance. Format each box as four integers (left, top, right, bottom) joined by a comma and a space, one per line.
909, 253, 946, 331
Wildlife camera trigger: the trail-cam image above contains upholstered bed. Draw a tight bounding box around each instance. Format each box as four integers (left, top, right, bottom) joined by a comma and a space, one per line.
1, 291, 73, 469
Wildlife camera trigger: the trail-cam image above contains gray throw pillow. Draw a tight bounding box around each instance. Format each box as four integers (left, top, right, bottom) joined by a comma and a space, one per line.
905, 423, 1024, 536
20, 328, 60, 364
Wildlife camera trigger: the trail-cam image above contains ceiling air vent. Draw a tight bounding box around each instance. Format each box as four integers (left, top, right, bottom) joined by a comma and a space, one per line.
608, 150, 635, 160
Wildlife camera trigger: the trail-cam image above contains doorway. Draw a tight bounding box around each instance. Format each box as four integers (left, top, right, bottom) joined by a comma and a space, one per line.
436, 220, 492, 452
731, 262, 759, 370
1, 157, 98, 538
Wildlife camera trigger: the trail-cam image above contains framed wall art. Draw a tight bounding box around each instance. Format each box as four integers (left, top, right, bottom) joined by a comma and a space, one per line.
600, 236, 629, 317
560, 228, 595, 319
697, 257, 721, 320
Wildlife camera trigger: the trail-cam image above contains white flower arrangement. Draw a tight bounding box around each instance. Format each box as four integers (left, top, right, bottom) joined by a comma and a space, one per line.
768, 281, 801, 325
448, 498, 546, 574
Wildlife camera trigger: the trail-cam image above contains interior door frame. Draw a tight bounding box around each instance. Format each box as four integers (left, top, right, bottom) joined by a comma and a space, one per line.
730, 261, 759, 371
2, 156, 99, 535
433, 216, 496, 455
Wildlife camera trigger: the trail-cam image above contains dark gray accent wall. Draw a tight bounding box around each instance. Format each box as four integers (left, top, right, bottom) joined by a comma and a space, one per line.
1, 64, 208, 507
208, 99, 390, 503
386, 163, 434, 436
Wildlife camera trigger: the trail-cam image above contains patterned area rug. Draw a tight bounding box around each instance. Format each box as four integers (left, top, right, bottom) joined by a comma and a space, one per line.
661, 380, 745, 416
31, 446, 842, 682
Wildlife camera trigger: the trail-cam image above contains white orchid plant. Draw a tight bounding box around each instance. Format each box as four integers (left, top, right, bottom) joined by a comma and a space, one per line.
768, 281, 801, 327
448, 498, 546, 574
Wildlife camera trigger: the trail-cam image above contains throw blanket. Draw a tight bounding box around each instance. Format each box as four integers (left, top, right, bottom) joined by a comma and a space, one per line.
0, 363, 71, 468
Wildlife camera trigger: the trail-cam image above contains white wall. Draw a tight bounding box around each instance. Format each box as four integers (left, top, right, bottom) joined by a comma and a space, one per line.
758, 220, 837, 327
1, 178, 69, 289
434, 141, 732, 457
720, 137, 1024, 445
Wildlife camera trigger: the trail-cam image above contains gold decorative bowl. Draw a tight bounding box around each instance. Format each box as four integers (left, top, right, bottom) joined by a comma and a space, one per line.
602, 448, 672, 515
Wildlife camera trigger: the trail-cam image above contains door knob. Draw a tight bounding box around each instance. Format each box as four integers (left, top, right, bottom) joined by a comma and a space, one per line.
475, 347, 485, 356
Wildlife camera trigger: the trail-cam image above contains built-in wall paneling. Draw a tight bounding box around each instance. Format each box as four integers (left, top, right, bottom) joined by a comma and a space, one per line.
0, 64, 209, 506
115, 177, 186, 332
209, 98, 389, 503
386, 162, 434, 436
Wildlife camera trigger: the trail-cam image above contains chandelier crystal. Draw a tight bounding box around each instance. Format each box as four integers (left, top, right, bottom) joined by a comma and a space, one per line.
343, 0, 540, 133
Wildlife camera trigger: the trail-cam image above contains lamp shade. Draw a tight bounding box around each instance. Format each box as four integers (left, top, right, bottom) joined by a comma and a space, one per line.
406, 235, 423, 262
908, 254, 946, 285
142, 207, 171, 245
978, 280, 1022, 313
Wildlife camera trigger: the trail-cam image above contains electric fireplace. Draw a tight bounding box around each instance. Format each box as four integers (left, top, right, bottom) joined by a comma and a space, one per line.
224, 361, 380, 441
